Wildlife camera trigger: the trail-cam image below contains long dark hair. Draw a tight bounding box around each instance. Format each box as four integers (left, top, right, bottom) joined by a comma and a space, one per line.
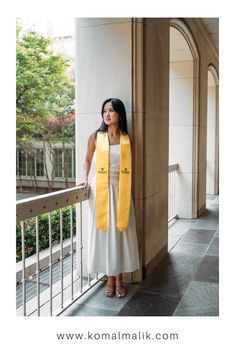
96, 98, 128, 136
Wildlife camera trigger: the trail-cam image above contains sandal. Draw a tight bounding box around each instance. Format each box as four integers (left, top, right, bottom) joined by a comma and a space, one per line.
115, 285, 127, 298
105, 284, 115, 298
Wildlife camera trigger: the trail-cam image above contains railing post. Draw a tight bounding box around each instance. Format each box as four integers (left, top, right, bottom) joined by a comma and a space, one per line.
173, 166, 174, 216
168, 164, 179, 222
35, 216, 40, 316
60, 208, 64, 309
20, 221, 26, 316
70, 205, 74, 300
79, 202, 83, 292
48, 212, 53, 316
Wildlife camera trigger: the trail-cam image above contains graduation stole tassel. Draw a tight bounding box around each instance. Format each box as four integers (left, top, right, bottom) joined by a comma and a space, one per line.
96, 131, 132, 232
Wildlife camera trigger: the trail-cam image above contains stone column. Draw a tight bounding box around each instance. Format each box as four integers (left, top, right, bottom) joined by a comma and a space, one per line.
207, 71, 217, 194
75, 18, 170, 281
141, 18, 170, 277
75, 18, 134, 280
206, 66, 219, 196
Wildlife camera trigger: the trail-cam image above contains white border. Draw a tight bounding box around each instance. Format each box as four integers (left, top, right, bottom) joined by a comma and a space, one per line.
1, 1, 235, 352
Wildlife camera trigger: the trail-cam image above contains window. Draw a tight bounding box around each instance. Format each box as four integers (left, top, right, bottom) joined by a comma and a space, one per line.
36, 149, 44, 176
27, 152, 35, 177
53, 148, 75, 178
16, 148, 44, 177
54, 149, 63, 177
17, 149, 26, 176
16, 146, 75, 179
64, 149, 72, 178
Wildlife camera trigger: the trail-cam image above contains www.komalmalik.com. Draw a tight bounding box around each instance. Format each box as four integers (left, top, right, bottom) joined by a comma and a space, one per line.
56, 331, 179, 341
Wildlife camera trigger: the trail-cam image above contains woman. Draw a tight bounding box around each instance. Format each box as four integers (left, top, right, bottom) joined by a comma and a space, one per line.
80, 98, 139, 298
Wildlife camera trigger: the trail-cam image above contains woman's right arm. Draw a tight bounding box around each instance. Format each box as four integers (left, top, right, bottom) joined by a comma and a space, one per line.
78, 133, 96, 187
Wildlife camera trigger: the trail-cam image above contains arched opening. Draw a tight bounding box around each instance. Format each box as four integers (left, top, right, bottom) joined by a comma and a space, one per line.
206, 65, 219, 196
169, 20, 199, 221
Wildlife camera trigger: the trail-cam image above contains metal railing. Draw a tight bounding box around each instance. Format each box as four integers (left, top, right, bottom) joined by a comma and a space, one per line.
168, 164, 179, 222
16, 186, 105, 316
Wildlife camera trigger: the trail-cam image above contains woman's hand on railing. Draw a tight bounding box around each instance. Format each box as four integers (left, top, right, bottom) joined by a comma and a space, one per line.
77, 179, 89, 188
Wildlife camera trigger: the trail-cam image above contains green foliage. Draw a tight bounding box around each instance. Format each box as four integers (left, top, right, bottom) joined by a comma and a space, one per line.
43, 114, 75, 142
16, 206, 76, 262
16, 21, 75, 144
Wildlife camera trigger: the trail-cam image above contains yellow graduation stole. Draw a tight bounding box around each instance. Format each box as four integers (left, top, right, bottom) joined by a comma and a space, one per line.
96, 131, 132, 232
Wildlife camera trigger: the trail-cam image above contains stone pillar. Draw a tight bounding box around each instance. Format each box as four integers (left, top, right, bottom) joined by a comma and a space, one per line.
197, 60, 208, 216
75, 18, 133, 181
141, 18, 169, 277
207, 71, 217, 194
215, 84, 219, 195
206, 66, 219, 196
75, 18, 134, 280
75, 18, 169, 281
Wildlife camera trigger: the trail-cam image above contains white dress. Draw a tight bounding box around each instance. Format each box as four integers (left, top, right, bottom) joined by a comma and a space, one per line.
87, 144, 140, 276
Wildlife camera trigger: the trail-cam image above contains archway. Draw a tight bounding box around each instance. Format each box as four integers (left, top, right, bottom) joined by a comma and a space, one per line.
169, 19, 199, 220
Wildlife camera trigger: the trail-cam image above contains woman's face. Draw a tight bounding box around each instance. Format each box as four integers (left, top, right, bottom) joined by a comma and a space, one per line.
103, 101, 119, 126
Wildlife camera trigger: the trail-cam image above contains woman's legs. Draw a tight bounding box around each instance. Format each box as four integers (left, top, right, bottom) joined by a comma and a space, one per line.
105, 276, 115, 297
105, 274, 126, 298
115, 273, 122, 286
115, 273, 126, 298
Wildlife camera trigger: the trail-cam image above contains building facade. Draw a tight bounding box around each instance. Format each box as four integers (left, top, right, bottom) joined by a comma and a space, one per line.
16, 140, 76, 192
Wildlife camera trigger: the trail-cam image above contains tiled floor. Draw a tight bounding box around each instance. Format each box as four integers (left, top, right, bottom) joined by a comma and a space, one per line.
62, 195, 219, 316
61, 281, 139, 316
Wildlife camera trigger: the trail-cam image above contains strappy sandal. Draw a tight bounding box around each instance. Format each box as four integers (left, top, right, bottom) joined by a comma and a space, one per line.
115, 285, 127, 298
105, 284, 115, 298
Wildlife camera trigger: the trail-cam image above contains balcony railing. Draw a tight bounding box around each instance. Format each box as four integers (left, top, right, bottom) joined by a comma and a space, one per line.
16, 186, 105, 316
17, 165, 179, 316
168, 164, 179, 222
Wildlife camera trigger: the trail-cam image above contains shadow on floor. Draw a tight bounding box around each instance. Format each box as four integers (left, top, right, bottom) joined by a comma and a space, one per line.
118, 195, 219, 316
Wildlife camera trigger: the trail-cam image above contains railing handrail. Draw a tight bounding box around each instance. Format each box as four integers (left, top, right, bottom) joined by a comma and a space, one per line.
16, 186, 90, 222
16, 185, 97, 316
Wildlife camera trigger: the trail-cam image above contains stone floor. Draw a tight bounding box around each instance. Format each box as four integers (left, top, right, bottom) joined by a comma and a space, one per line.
62, 195, 219, 316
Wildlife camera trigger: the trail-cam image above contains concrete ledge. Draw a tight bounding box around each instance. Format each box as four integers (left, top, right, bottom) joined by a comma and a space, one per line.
16, 237, 76, 284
